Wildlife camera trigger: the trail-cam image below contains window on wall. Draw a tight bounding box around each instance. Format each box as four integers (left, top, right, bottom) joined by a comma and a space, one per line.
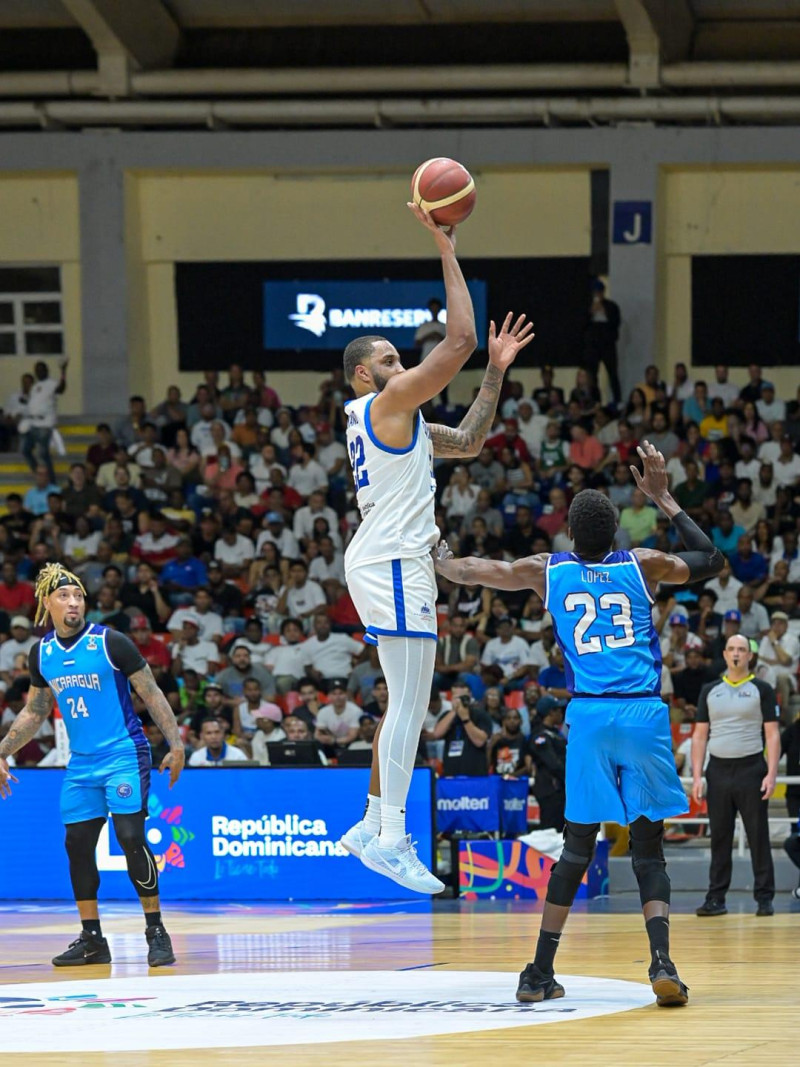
0, 267, 63, 357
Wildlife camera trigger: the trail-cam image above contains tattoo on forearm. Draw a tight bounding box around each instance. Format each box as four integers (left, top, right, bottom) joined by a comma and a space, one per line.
130, 667, 183, 748
429, 364, 504, 458
0, 687, 53, 758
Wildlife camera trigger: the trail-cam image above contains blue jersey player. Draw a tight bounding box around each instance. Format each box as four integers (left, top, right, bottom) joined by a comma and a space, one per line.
0, 563, 185, 967
435, 442, 724, 1007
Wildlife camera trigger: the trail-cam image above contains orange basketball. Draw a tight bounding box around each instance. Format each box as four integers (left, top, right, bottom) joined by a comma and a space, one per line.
411, 157, 476, 227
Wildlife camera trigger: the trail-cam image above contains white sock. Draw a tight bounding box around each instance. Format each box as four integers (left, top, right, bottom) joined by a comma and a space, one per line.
375, 636, 437, 848
363, 793, 381, 835
380, 804, 407, 847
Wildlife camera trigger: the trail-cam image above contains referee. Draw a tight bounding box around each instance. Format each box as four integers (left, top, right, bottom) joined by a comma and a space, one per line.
692, 633, 780, 917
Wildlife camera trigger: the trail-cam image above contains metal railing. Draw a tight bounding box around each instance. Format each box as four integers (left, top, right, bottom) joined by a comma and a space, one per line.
672, 776, 799, 858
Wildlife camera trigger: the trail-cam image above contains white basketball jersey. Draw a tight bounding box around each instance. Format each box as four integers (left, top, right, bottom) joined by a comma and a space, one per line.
344, 392, 439, 571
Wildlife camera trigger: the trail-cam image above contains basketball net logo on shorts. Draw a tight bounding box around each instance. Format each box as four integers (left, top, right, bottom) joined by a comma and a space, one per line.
289, 293, 445, 339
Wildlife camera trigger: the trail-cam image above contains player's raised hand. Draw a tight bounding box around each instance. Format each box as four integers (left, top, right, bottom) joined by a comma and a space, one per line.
159, 746, 186, 790
488, 312, 535, 373
0, 757, 19, 799
630, 440, 669, 502
407, 202, 456, 253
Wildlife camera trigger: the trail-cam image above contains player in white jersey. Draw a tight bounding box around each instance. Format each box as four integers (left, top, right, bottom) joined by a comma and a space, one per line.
339, 202, 534, 892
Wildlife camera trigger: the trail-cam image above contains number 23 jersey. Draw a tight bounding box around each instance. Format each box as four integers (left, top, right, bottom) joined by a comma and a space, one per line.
544, 550, 661, 696
344, 392, 439, 571
29, 622, 148, 756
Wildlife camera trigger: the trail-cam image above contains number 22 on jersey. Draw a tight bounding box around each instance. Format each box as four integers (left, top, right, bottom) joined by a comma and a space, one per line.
349, 435, 370, 489
565, 591, 635, 655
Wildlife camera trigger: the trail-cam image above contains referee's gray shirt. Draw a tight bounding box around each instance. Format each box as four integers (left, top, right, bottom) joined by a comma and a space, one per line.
696, 675, 778, 759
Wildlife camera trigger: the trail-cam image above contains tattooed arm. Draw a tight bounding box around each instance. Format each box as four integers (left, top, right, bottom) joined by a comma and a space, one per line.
129, 666, 186, 788
0, 686, 53, 797
0, 685, 53, 760
428, 312, 534, 459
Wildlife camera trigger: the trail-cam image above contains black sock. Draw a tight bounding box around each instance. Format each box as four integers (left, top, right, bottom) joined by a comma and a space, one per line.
532, 930, 561, 976
145, 911, 162, 929
82, 919, 102, 939
645, 916, 670, 962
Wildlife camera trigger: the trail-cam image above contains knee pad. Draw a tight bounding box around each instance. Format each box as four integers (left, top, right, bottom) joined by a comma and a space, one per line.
112, 813, 160, 899
546, 821, 599, 908
629, 817, 670, 906
64, 818, 105, 900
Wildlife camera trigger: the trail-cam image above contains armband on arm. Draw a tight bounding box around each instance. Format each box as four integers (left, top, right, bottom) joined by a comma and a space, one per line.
671, 510, 724, 582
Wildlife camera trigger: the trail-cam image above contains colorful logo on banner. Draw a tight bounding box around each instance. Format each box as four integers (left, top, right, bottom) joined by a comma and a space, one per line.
147, 793, 196, 873
458, 840, 609, 901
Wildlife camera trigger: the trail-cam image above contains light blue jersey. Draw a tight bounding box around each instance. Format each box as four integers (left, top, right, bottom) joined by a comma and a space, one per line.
35, 623, 147, 757
544, 550, 661, 697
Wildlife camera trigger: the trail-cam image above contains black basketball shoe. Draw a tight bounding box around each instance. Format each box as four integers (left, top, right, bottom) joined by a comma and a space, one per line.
52, 930, 111, 967
516, 963, 566, 1003
695, 898, 727, 917
146, 924, 176, 967
649, 951, 689, 1007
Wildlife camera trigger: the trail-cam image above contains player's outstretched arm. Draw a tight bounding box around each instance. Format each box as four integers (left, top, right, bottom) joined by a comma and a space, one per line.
0, 685, 53, 797
428, 312, 535, 458
630, 440, 724, 587
433, 540, 548, 597
129, 666, 185, 789
374, 204, 477, 415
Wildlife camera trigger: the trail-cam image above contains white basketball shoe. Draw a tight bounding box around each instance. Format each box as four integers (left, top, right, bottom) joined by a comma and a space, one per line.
339, 819, 375, 858
360, 834, 445, 894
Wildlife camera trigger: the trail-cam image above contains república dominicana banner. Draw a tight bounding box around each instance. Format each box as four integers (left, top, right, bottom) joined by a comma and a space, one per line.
0, 768, 434, 900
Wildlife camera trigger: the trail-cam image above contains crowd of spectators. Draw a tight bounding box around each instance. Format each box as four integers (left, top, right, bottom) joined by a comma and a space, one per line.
0, 359, 798, 816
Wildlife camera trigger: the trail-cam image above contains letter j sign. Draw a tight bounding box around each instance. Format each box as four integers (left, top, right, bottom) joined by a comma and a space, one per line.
612, 201, 652, 245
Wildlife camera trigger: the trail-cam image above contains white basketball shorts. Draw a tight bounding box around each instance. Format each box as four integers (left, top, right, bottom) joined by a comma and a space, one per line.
346, 555, 438, 646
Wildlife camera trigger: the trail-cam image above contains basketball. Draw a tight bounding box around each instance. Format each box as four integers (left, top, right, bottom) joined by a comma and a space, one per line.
411, 157, 476, 227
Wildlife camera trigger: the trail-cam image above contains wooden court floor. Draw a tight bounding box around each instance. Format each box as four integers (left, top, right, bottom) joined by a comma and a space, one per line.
1, 896, 798, 1066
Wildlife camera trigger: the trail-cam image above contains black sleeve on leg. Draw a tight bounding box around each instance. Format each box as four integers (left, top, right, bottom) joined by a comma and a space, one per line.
64, 817, 105, 901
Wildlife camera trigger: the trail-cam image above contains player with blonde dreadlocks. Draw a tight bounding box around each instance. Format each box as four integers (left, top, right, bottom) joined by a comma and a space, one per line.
0, 560, 186, 968
33, 562, 86, 627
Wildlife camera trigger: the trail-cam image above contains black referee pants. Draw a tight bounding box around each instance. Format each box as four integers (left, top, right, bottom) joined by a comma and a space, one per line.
706, 753, 775, 904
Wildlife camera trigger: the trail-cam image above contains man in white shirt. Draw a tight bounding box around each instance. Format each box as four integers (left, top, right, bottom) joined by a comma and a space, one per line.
167, 588, 224, 645
736, 586, 770, 639
708, 364, 739, 407
705, 559, 744, 615
287, 442, 329, 500
413, 298, 446, 362
293, 490, 340, 548
255, 512, 301, 558
0, 615, 36, 679
315, 423, 347, 484
277, 560, 326, 622
515, 399, 548, 459
308, 535, 346, 585
758, 421, 785, 466
188, 718, 248, 766
21, 359, 67, 483
481, 616, 532, 688
735, 438, 762, 483
264, 617, 310, 693
302, 610, 363, 686
190, 403, 227, 455
757, 610, 800, 714
214, 524, 255, 578
314, 679, 362, 748
170, 615, 221, 676
757, 383, 786, 424
773, 436, 800, 488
